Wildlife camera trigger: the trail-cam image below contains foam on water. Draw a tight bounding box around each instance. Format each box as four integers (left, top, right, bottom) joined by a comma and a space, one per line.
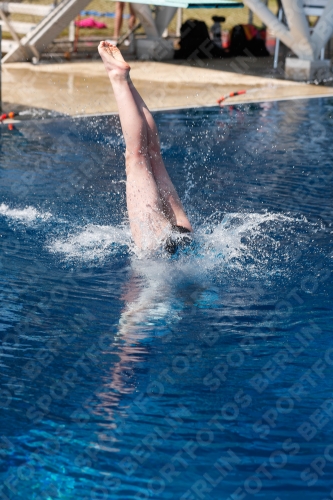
46, 216, 249, 267
47, 224, 132, 262
0, 202, 312, 274
0, 203, 52, 224
18, 108, 64, 119
0, 202, 314, 282
200, 211, 305, 270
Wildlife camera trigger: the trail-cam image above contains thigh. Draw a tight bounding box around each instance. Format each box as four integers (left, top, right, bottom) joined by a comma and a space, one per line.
125, 153, 171, 250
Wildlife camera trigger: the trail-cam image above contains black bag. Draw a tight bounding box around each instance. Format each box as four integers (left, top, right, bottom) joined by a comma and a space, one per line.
174, 19, 226, 60
230, 24, 269, 57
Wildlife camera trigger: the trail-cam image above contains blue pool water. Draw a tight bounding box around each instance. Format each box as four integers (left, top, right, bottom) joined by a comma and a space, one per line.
0, 98, 332, 500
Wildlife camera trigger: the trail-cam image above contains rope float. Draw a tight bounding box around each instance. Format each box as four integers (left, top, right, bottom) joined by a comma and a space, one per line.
0, 112, 15, 122
1, 112, 16, 130
217, 90, 247, 105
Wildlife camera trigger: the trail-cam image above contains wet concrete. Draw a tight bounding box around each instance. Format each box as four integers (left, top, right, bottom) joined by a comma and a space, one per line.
3, 56, 333, 117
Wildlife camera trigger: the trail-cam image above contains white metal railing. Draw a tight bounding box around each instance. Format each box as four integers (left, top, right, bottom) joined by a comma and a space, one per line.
0, 20, 35, 34
0, 2, 54, 53
3, 0, 92, 62
0, 3, 53, 17
303, 0, 328, 17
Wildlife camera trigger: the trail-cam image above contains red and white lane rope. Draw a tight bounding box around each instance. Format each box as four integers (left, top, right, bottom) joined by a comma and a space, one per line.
217, 90, 247, 105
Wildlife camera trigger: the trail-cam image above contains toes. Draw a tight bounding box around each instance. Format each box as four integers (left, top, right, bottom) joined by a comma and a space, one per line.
98, 41, 107, 52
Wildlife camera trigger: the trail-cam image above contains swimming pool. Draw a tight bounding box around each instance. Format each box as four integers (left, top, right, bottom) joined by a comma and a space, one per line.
0, 98, 332, 500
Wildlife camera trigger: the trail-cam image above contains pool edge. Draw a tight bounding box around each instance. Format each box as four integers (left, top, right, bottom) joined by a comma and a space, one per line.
73, 92, 333, 117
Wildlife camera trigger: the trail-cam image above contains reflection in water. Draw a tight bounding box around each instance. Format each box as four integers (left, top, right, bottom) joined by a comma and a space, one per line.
101, 260, 186, 402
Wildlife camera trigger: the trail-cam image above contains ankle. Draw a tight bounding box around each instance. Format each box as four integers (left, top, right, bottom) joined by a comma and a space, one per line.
108, 69, 130, 82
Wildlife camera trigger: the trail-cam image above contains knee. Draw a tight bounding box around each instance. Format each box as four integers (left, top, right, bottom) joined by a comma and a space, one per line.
125, 148, 148, 163
125, 149, 150, 174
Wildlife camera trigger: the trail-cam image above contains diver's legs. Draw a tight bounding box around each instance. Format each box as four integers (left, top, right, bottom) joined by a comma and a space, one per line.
98, 41, 170, 249
129, 83, 192, 232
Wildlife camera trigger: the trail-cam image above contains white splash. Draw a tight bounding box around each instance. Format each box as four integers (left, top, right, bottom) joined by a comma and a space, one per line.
45, 211, 309, 275
204, 212, 296, 258
18, 108, 62, 118
115, 211, 309, 344
0, 203, 52, 223
47, 224, 132, 261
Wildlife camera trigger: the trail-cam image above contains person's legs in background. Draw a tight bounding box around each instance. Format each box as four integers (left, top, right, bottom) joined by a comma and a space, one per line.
113, 1, 124, 40
114, 3, 136, 43
128, 3, 136, 30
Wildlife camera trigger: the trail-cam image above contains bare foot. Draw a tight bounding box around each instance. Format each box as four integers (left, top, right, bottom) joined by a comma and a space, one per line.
98, 41, 130, 79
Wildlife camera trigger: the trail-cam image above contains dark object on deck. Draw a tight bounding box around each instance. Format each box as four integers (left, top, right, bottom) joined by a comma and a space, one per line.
230, 24, 269, 57
174, 19, 227, 59
212, 15, 226, 23
210, 15, 225, 49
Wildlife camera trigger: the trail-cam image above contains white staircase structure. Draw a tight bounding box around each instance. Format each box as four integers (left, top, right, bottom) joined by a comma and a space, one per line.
0, 2, 53, 55
130, 4, 178, 39
242, 0, 333, 61
1, 0, 91, 63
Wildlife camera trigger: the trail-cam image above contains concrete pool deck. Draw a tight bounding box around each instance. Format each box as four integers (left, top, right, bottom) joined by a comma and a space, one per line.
3, 56, 333, 117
